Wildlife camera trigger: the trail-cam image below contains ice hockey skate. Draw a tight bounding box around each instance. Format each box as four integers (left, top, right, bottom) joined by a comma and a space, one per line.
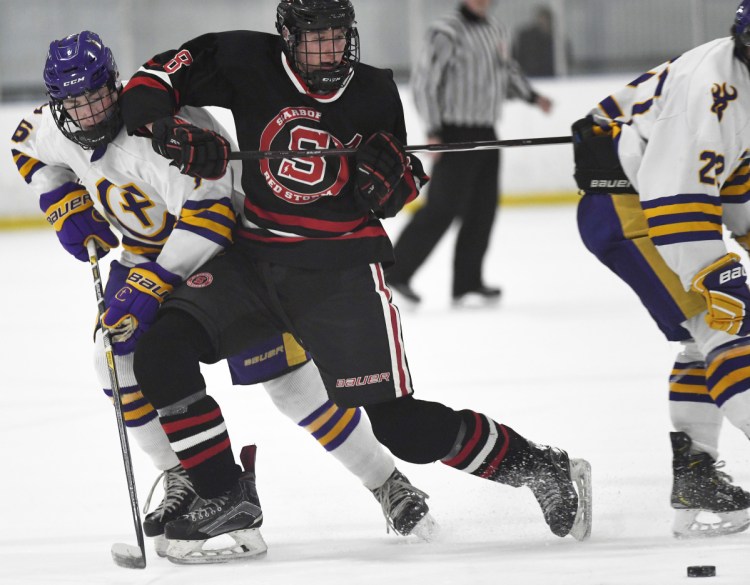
142, 464, 204, 557
371, 468, 438, 540
496, 442, 592, 540
670, 432, 750, 538
163, 445, 267, 564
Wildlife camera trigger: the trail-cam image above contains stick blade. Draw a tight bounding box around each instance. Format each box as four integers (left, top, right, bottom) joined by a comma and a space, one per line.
111, 543, 146, 569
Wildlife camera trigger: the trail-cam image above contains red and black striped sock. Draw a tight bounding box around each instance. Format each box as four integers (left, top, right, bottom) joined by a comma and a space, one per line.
441, 410, 531, 485
159, 395, 242, 497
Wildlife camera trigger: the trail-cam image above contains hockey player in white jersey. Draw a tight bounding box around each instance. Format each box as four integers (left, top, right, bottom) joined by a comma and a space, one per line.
12, 30, 435, 562
573, 1, 750, 538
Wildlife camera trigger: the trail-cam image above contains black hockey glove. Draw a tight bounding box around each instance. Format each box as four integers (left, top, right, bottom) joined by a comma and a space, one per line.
151, 116, 230, 180
572, 116, 635, 194
355, 131, 408, 214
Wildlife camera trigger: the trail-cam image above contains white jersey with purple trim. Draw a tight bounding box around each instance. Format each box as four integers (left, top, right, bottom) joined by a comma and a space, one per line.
11, 104, 238, 277
590, 37, 750, 290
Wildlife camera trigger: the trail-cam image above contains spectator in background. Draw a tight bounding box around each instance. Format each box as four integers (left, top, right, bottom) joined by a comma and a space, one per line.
514, 6, 556, 77
388, 0, 551, 308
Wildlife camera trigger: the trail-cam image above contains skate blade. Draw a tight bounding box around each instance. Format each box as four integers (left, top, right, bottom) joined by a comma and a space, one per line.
166, 528, 268, 565
111, 543, 146, 569
568, 458, 593, 541
672, 508, 750, 539
410, 513, 440, 542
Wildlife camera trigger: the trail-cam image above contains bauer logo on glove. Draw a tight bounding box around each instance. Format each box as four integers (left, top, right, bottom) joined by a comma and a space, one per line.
125, 270, 172, 301
718, 264, 746, 285
102, 262, 181, 355
691, 253, 750, 336
39, 182, 119, 262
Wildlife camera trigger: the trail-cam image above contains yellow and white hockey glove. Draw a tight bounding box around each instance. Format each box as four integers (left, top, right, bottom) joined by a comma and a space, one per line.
691, 253, 750, 336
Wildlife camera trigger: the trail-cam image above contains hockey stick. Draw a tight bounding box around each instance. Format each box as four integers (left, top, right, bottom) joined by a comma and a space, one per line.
227, 134, 572, 161
86, 239, 147, 569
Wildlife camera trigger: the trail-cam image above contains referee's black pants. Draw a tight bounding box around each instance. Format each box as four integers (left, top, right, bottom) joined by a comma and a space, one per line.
389, 125, 500, 297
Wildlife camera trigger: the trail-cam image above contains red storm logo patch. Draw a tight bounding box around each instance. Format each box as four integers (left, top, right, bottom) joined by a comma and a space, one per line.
186, 272, 214, 288
259, 106, 361, 204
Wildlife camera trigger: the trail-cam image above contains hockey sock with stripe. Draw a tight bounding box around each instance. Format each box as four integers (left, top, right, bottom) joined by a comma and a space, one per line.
264, 362, 394, 490
94, 331, 179, 470
441, 410, 532, 484
706, 338, 750, 437
158, 394, 242, 497
669, 351, 721, 459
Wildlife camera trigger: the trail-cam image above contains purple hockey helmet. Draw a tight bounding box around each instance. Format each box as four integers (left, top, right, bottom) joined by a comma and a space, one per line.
276, 0, 360, 93
735, 0, 750, 45
43, 31, 122, 149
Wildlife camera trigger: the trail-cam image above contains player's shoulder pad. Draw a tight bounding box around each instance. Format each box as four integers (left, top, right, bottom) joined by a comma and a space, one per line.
354, 63, 397, 87
216, 30, 279, 59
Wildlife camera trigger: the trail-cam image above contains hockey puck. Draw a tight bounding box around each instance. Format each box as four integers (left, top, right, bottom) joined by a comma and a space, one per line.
687, 566, 716, 578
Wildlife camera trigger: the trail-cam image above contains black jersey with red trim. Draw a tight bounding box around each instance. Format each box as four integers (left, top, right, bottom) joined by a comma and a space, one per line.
120, 30, 426, 269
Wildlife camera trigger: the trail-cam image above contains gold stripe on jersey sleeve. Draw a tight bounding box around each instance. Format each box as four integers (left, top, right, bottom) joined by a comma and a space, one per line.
122, 243, 163, 256
15, 154, 43, 179
180, 202, 236, 222
178, 214, 234, 241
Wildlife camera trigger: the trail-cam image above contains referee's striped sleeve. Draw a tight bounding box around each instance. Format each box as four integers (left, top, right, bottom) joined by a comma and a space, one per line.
410, 11, 538, 130
411, 29, 454, 134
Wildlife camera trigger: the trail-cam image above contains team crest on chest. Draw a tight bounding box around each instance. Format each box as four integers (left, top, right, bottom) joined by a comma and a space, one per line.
710, 82, 738, 122
259, 106, 361, 204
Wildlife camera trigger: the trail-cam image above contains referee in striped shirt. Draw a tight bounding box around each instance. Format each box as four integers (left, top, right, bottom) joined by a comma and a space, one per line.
388, 0, 551, 307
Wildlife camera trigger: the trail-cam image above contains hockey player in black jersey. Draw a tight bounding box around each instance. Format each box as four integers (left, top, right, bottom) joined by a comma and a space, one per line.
20, 28, 439, 561
119, 0, 593, 562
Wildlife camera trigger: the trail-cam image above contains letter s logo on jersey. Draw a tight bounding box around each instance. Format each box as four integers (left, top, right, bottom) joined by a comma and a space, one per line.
259, 107, 361, 205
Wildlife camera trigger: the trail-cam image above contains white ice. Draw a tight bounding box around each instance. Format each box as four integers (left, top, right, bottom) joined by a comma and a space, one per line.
2, 206, 749, 584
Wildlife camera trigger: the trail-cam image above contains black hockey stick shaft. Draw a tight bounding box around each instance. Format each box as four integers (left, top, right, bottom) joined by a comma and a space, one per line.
228, 134, 572, 161
86, 240, 147, 568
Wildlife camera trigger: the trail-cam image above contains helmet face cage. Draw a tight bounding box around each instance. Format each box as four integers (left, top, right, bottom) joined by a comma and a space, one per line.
276, 0, 360, 93
43, 31, 123, 149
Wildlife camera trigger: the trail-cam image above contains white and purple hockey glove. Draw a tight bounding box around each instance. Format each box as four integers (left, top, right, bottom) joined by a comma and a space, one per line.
40, 183, 119, 262
102, 262, 181, 355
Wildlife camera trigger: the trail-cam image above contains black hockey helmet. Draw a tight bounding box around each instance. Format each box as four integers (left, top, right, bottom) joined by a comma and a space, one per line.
276, 0, 360, 93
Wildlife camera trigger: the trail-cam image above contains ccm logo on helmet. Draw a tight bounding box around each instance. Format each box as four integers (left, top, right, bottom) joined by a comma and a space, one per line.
63, 76, 85, 86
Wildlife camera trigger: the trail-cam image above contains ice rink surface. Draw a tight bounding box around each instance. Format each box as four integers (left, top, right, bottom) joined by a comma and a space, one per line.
2, 205, 750, 584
